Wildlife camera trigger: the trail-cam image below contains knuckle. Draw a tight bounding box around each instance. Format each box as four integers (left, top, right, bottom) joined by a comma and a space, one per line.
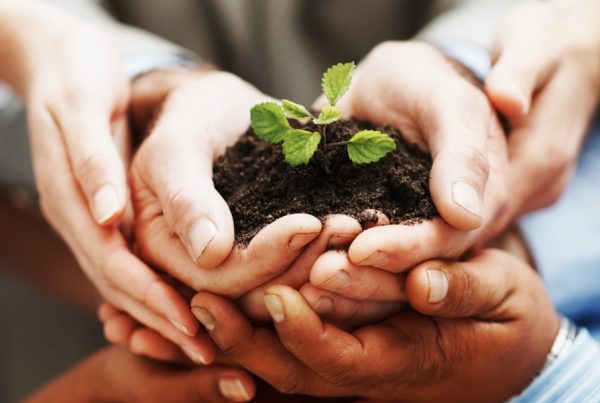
459, 145, 490, 184
319, 346, 360, 386
162, 187, 196, 233
72, 150, 106, 185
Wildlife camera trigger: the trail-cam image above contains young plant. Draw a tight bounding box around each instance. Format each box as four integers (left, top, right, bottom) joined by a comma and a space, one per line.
250, 62, 396, 166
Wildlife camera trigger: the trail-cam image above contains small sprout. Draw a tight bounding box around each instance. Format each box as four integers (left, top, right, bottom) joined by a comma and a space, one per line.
281, 99, 312, 120
249, 61, 396, 166
283, 129, 321, 166
348, 130, 397, 164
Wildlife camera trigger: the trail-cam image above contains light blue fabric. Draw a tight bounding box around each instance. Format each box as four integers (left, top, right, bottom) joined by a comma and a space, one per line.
520, 112, 600, 339
514, 328, 600, 402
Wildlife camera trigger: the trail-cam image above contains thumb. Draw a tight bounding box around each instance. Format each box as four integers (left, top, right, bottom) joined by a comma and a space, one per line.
61, 110, 127, 225
405, 249, 521, 319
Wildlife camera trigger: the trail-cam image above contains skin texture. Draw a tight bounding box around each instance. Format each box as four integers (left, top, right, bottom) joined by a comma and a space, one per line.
191, 249, 560, 402
24, 346, 256, 403
485, 0, 600, 216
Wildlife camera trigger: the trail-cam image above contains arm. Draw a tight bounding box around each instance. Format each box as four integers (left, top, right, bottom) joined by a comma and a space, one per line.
24, 346, 255, 403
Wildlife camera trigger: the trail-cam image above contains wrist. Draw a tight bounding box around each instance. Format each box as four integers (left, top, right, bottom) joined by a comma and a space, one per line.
0, 2, 79, 96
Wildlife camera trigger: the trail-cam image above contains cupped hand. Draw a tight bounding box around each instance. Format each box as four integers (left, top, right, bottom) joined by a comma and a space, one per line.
323, 41, 510, 273
485, 0, 600, 215
192, 249, 560, 402
0, 3, 208, 364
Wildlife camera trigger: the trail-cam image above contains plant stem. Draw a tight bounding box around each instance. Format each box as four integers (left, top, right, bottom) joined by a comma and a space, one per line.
319, 124, 327, 147
325, 141, 348, 147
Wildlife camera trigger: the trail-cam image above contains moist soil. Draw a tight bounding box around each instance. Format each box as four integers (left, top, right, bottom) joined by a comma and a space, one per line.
213, 118, 437, 245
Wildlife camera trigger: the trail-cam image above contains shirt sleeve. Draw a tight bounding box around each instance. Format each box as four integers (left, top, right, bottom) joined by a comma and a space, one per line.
513, 328, 600, 402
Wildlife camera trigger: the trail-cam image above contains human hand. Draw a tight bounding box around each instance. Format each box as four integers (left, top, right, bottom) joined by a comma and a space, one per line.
24, 346, 255, 403
319, 41, 509, 273
485, 0, 600, 215
193, 249, 560, 402
0, 2, 206, 363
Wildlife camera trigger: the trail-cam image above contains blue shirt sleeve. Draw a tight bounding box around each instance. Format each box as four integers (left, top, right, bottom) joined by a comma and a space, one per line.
513, 328, 600, 402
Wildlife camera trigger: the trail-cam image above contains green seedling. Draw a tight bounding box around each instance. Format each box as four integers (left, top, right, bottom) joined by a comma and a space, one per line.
250, 62, 396, 166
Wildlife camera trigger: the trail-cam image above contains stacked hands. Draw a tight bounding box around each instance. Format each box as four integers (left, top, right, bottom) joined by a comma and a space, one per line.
4, 0, 600, 401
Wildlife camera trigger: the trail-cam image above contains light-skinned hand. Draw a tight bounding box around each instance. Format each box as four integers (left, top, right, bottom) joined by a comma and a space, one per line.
485, 0, 600, 215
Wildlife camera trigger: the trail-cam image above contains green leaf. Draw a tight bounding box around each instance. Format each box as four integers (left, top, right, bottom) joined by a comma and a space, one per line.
282, 129, 321, 166
250, 102, 290, 144
347, 130, 396, 164
321, 62, 355, 106
281, 99, 312, 120
314, 105, 343, 125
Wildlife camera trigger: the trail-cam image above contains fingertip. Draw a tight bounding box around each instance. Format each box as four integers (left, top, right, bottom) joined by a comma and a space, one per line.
92, 183, 126, 225
309, 250, 347, 287
192, 208, 235, 269
406, 261, 449, 314
485, 71, 530, 118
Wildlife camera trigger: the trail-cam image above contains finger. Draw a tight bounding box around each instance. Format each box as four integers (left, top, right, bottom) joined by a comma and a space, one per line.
134, 97, 235, 269
300, 284, 406, 326
190, 293, 330, 396
59, 109, 127, 225
98, 302, 121, 322
506, 64, 594, 216
28, 103, 199, 339
425, 83, 493, 231
103, 313, 138, 347
309, 250, 406, 301
359, 209, 390, 229
348, 218, 470, 272
137, 210, 322, 296
101, 244, 200, 338
405, 249, 523, 319
238, 214, 362, 321
129, 327, 190, 364
108, 287, 215, 365
262, 285, 408, 386
168, 365, 256, 402
485, 2, 561, 117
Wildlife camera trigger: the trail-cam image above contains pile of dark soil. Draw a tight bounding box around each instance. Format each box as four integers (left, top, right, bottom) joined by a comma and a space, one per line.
213, 118, 437, 244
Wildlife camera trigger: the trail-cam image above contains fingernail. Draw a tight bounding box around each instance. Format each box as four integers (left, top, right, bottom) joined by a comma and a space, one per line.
359, 251, 389, 267
314, 297, 334, 314
93, 184, 120, 223
264, 294, 285, 323
183, 347, 208, 365
189, 218, 218, 261
427, 269, 449, 303
288, 232, 319, 251
452, 181, 482, 218
321, 270, 351, 291
503, 80, 529, 114
191, 307, 216, 332
170, 319, 194, 337
219, 378, 251, 402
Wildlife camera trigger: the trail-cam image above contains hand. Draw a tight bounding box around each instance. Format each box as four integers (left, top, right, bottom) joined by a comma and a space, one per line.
485, 0, 600, 215
0, 2, 203, 363
100, 214, 375, 360
327, 41, 510, 274
24, 346, 255, 403
192, 249, 560, 402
